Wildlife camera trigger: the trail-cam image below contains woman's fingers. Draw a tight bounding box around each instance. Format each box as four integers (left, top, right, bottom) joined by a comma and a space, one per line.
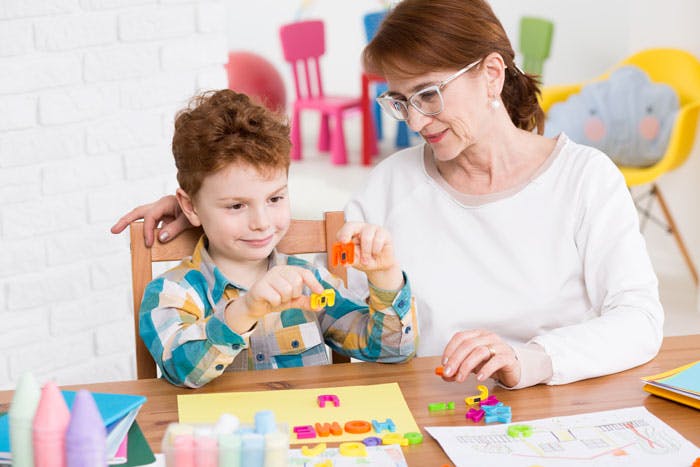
157, 211, 191, 243
442, 330, 482, 370
441, 330, 519, 384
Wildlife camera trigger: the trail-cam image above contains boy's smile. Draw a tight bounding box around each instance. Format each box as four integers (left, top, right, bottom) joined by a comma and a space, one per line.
179, 161, 291, 277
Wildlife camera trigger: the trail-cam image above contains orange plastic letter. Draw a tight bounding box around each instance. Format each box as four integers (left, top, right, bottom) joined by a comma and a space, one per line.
344, 420, 371, 434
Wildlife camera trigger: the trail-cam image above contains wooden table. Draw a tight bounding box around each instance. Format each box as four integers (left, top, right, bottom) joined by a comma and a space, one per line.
2, 335, 698, 464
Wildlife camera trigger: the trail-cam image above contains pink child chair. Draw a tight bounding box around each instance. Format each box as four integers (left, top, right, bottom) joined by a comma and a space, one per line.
279, 20, 361, 165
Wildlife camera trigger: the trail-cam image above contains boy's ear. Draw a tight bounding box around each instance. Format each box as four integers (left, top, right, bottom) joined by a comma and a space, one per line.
176, 188, 202, 227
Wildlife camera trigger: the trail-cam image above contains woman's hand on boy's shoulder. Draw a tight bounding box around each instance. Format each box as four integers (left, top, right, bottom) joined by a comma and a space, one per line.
110, 194, 191, 247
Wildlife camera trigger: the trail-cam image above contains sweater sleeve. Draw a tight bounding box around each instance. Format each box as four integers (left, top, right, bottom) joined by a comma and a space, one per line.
313, 263, 418, 363
531, 155, 664, 384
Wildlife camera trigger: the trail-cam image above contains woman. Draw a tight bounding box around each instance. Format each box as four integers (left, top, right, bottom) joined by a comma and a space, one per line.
113, 0, 663, 389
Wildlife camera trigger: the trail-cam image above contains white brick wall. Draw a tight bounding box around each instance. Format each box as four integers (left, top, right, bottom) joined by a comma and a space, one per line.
0, 0, 228, 390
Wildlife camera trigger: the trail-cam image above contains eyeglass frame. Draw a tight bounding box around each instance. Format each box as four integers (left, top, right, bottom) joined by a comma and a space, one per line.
375, 58, 483, 121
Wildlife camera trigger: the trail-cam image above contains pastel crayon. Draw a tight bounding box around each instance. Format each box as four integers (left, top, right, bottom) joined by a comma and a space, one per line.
254, 410, 276, 435
8, 372, 41, 467
263, 431, 288, 467
66, 390, 107, 467
218, 432, 241, 467
215, 414, 240, 434
173, 434, 195, 467
194, 427, 218, 467
33, 381, 70, 467
217, 433, 241, 467
240, 433, 264, 467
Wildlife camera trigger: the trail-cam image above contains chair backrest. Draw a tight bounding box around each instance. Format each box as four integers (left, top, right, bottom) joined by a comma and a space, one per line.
363, 10, 387, 43
518, 16, 554, 75
130, 211, 349, 379
279, 20, 326, 100
621, 48, 700, 106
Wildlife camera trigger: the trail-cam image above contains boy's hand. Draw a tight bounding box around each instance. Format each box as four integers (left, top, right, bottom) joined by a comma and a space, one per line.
337, 222, 397, 273
337, 222, 403, 290
225, 266, 325, 333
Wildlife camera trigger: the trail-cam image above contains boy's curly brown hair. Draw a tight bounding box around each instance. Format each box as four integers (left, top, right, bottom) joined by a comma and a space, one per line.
172, 89, 291, 197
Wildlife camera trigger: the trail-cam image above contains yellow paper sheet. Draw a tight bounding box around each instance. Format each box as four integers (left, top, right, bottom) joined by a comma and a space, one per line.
177, 382, 420, 444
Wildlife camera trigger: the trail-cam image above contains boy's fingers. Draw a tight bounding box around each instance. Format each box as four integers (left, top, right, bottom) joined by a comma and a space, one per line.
360, 225, 376, 263
336, 222, 363, 243
372, 229, 388, 257
300, 268, 324, 294
289, 295, 314, 311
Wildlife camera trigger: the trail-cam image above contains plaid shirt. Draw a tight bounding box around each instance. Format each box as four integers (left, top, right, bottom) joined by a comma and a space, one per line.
139, 236, 417, 388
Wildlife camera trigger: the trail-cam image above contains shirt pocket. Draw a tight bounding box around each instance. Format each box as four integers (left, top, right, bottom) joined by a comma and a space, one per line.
250, 321, 330, 369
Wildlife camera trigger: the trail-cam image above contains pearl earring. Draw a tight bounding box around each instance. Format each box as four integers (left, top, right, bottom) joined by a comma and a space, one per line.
490, 98, 501, 109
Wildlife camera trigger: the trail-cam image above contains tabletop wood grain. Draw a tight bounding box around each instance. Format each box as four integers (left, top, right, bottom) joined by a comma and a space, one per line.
2, 335, 698, 464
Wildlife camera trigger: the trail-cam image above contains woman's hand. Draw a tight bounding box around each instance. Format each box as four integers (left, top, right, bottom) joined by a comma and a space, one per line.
110, 195, 192, 247
336, 222, 403, 290
441, 330, 521, 387
225, 266, 325, 333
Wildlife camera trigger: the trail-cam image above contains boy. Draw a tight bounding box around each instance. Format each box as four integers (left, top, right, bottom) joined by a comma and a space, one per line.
139, 90, 417, 388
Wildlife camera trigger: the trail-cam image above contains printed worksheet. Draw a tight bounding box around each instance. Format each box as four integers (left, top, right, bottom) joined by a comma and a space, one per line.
426, 406, 700, 466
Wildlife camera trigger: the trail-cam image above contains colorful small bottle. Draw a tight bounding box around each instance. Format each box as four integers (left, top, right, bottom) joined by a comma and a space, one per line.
217, 432, 241, 467
240, 433, 264, 467
33, 381, 70, 467
65, 390, 107, 467
8, 372, 41, 467
173, 433, 195, 467
193, 427, 217, 467
263, 431, 288, 467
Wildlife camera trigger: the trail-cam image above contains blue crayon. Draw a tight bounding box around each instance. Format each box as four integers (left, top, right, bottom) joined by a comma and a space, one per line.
240, 433, 264, 467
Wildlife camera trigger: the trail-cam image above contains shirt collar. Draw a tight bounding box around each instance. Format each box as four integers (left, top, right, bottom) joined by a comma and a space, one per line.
189, 235, 287, 295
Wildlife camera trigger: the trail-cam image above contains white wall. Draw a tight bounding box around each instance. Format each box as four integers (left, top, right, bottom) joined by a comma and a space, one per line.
0, 0, 228, 390
1, 0, 698, 389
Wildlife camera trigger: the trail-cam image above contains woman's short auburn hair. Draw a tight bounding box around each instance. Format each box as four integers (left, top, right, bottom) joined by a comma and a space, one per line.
172, 89, 291, 197
363, 0, 544, 134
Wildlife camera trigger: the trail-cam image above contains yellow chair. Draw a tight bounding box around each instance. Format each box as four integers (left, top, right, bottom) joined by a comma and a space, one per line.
541, 48, 700, 286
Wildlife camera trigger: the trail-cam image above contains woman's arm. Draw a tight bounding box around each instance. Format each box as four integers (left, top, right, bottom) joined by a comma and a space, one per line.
532, 155, 664, 385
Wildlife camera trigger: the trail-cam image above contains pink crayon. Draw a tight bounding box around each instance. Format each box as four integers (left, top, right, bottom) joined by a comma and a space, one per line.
173, 434, 195, 467
66, 390, 107, 467
33, 381, 70, 467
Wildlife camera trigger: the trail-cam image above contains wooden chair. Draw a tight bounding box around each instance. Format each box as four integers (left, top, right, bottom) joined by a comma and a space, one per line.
130, 211, 350, 379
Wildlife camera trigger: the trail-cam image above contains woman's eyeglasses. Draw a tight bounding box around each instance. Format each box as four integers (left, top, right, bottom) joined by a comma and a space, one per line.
376, 59, 482, 121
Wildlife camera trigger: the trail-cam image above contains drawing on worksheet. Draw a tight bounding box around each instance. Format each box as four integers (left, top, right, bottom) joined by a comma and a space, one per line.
288, 444, 408, 466
425, 406, 700, 466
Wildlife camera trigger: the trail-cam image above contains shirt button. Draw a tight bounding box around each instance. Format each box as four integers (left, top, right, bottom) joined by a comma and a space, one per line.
404, 326, 412, 334
291, 340, 300, 349
215, 364, 224, 371
232, 343, 241, 350
256, 353, 265, 362
397, 299, 406, 308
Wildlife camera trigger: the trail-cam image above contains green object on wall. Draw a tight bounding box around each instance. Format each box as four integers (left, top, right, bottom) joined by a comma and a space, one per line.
518, 16, 554, 76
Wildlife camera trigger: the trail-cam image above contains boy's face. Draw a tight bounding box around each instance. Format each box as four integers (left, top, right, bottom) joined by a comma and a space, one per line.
181, 161, 291, 264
